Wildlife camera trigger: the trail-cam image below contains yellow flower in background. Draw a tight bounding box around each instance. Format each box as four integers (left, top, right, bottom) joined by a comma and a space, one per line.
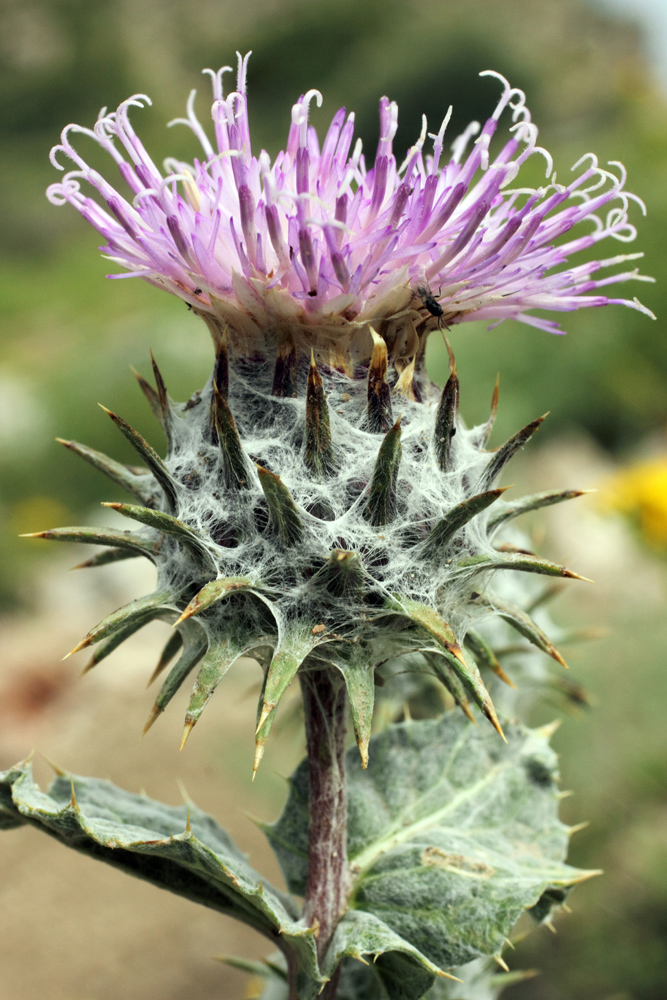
603, 457, 667, 549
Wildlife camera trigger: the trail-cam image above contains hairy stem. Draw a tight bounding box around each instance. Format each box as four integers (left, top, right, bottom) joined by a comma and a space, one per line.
300, 667, 349, 994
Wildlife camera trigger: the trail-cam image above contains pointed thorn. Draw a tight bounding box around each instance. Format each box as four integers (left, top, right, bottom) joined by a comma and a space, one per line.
80, 655, 97, 677
238, 806, 269, 831
483, 697, 506, 741
491, 374, 500, 411
441, 331, 456, 374
495, 662, 517, 688
69, 778, 79, 811
252, 741, 266, 780
146, 665, 164, 688
493, 955, 510, 973
142, 704, 161, 736
255, 701, 274, 734
41, 753, 67, 776
540, 718, 562, 739
460, 700, 477, 725
185, 807, 192, 834
180, 718, 196, 751
553, 649, 570, 670
176, 778, 194, 806
569, 821, 590, 835
63, 637, 89, 659
20, 748, 37, 767
437, 971, 463, 983
573, 868, 604, 882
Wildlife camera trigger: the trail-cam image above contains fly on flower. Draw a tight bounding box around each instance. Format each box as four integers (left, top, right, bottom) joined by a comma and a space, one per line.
47, 51, 654, 366
417, 284, 448, 330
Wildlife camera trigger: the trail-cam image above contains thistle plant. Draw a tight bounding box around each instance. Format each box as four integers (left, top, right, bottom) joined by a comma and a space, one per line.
0, 53, 653, 1000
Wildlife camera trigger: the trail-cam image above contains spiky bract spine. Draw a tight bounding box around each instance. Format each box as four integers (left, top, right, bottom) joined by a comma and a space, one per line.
37, 329, 588, 767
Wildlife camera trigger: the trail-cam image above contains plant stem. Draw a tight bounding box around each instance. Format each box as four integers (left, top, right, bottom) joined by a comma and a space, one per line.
300, 667, 349, 995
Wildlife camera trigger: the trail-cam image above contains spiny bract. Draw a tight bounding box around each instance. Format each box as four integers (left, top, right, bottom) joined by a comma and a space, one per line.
29, 327, 587, 772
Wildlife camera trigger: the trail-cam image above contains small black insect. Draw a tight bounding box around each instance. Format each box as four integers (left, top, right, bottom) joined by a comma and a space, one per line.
417, 284, 448, 330
193, 287, 202, 295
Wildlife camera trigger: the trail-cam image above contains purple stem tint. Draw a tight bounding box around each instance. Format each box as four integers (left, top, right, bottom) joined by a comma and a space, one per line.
300, 667, 349, 998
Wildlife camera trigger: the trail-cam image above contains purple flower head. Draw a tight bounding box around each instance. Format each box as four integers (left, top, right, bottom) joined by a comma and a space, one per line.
48, 52, 653, 357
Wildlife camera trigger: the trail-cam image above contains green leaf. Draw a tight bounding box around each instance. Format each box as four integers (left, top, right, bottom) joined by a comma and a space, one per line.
254, 621, 322, 774
327, 910, 451, 1000
487, 489, 587, 532
463, 631, 515, 689
422, 490, 506, 560
144, 621, 208, 733
212, 387, 252, 491
257, 466, 304, 546
102, 502, 218, 571
387, 599, 502, 738
56, 437, 153, 504
433, 369, 459, 474
480, 414, 546, 490
100, 405, 180, 512
183, 600, 273, 747
22, 526, 157, 560
425, 957, 537, 999
0, 764, 325, 999
324, 640, 376, 768
72, 547, 141, 570
422, 652, 475, 724
481, 597, 568, 669
268, 716, 597, 982
453, 552, 585, 581
81, 614, 159, 674
67, 589, 175, 657
365, 418, 402, 526
305, 354, 336, 478
176, 575, 258, 623
251, 953, 533, 1000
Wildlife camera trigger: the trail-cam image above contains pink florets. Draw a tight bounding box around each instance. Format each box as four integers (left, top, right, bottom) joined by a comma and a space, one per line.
48, 51, 653, 341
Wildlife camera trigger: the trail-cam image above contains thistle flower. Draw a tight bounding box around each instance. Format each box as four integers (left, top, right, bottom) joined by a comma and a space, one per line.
48, 51, 653, 364
36, 55, 649, 774
25, 58, 648, 994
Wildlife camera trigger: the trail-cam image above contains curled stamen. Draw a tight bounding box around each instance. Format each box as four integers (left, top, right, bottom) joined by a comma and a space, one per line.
202, 65, 233, 102
46, 56, 651, 337
292, 89, 324, 148
571, 152, 599, 173
429, 106, 453, 174
167, 89, 215, 159
236, 50, 252, 94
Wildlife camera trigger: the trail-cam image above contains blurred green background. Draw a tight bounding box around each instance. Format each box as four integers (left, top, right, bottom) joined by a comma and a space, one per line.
0, 0, 665, 997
